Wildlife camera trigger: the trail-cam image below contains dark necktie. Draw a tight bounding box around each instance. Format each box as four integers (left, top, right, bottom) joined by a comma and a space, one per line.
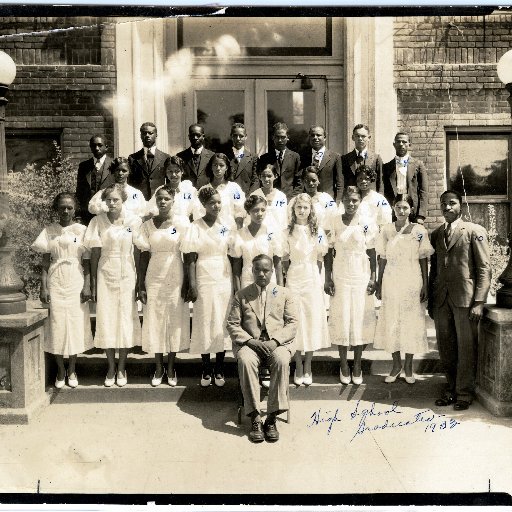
192, 152, 200, 171
146, 152, 154, 172
91, 160, 101, 192
445, 223, 452, 246
356, 154, 364, 166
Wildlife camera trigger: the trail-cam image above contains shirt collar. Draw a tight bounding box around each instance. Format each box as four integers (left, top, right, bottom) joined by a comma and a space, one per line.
356, 149, 367, 158
144, 145, 156, 156
190, 146, 203, 155
395, 153, 410, 165
95, 154, 107, 166
233, 146, 245, 158
257, 284, 268, 295
275, 148, 286, 157
445, 217, 462, 230
313, 146, 326, 155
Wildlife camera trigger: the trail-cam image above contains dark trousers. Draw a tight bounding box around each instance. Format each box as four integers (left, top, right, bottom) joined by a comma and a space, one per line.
433, 294, 478, 402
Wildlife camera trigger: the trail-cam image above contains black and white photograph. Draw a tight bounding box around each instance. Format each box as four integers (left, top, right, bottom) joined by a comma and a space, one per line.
0, 4, 511, 504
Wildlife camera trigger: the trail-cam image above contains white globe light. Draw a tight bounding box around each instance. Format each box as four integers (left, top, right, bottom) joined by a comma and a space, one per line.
497, 49, 512, 85
0, 51, 16, 86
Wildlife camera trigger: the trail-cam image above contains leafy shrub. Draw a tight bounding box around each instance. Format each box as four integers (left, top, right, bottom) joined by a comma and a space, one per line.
8, 142, 77, 299
487, 203, 509, 297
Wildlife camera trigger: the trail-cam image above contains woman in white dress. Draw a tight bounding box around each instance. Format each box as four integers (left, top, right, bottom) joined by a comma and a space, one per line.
232, 194, 284, 291
32, 192, 93, 389
136, 186, 190, 387
324, 186, 377, 386
88, 157, 147, 219
288, 166, 338, 233
250, 164, 288, 232
182, 185, 235, 387
284, 193, 330, 386
145, 156, 198, 228
193, 153, 245, 229
85, 184, 142, 387
374, 194, 434, 384
356, 166, 392, 230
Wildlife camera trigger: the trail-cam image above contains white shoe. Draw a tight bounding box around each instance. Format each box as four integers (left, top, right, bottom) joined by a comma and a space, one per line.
116, 370, 127, 387
384, 368, 402, 383
168, 371, 178, 387
293, 371, 304, 386
104, 374, 116, 387
303, 373, 313, 386
351, 372, 363, 385
214, 374, 225, 387
200, 372, 212, 387
55, 372, 66, 389
261, 377, 270, 389
67, 372, 78, 388
339, 368, 351, 385
151, 370, 164, 387
404, 373, 416, 384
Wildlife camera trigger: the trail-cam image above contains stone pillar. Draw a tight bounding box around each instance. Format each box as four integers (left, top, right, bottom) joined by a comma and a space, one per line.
0, 308, 49, 424
476, 306, 512, 417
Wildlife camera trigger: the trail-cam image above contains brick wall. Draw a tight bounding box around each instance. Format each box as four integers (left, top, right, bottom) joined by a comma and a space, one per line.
2, 17, 116, 166
393, 12, 512, 231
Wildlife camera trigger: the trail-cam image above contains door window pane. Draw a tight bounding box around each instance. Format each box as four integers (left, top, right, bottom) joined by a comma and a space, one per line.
267, 90, 317, 155
196, 90, 244, 153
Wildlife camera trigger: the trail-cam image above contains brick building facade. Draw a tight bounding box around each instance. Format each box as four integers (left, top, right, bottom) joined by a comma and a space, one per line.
2, 12, 512, 233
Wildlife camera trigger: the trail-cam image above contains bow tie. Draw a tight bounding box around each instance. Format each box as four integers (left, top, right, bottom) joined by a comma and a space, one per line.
396, 156, 408, 166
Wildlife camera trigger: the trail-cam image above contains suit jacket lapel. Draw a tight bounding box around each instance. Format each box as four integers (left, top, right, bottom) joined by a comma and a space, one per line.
85, 158, 94, 187
447, 223, 464, 251
247, 283, 263, 324
319, 150, 332, 171
152, 149, 166, 174
233, 152, 250, 180
406, 157, 416, 182
389, 163, 398, 196
184, 149, 198, 177
136, 150, 147, 175
98, 157, 112, 188
349, 150, 358, 175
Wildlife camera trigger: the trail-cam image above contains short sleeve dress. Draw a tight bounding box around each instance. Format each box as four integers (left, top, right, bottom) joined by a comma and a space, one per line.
284, 225, 330, 352
288, 192, 339, 233
328, 214, 377, 347
84, 212, 142, 349
31, 223, 93, 356
181, 218, 234, 354
373, 222, 434, 354
232, 225, 283, 289
88, 184, 147, 219
358, 189, 393, 230
250, 188, 288, 232
134, 219, 190, 354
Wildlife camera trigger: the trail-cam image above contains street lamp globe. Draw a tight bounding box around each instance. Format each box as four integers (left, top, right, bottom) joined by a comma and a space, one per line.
497, 49, 512, 86
0, 51, 16, 86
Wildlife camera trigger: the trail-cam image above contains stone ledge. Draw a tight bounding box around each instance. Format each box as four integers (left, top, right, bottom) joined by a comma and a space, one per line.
484, 306, 512, 324
0, 308, 47, 332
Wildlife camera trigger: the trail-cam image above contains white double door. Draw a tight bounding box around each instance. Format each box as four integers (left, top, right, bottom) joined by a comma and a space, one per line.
183, 78, 326, 156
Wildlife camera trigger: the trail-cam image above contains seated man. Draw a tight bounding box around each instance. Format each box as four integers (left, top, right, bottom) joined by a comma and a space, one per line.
227, 254, 298, 443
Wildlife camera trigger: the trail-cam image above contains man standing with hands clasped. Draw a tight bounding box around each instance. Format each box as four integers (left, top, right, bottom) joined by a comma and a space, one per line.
227, 254, 297, 443
428, 190, 491, 411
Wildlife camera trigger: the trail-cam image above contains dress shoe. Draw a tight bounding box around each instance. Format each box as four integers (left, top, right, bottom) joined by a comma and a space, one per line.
263, 419, 280, 442
351, 371, 363, 385
151, 370, 165, 387
67, 372, 78, 388
214, 373, 225, 387
453, 400, 470, 411
303, 373, 313, 386
249, 421, 265, 443
384, 368, 402, 383
55, 371, 66, 389
104, 374, 116, 387
168, 370, 178, 387
293, 371, 304, 386
339, 368, 351, 385
435, 395, 455, 407
116, 370, 127, 387
404, 373, 416, 385
260, 368, 270, 389
200, 371, 212, 387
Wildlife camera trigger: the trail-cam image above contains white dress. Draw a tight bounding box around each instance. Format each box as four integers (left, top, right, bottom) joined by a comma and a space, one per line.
288, 192, 339, 232
284, 225, 330, 352
31, 223, 93, 356
232, 225, 283, 289
373, 223, 434, 354
181, 218, 234, 354
145, 180, 199, 228
328, 214, 377, 347
134, 219, 190, 354
359, 190, 393, 230
88, 184, 147, 218
84, 212, 142, 349
193, 181, 246, 229
250, 188, 288, 232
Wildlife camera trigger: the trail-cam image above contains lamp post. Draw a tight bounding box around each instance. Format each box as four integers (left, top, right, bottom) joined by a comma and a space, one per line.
0, 50, 26, 315
496, 49, 512, 308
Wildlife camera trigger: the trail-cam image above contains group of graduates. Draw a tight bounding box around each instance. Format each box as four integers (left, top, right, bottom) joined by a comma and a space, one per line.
32, 119, 491, 442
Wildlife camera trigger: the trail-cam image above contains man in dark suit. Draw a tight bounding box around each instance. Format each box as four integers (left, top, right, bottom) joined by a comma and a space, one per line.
341, 124, 383, 191
428, 190, 491, 411
258, 122, 301, 200
300, 125, 343, 201
76, 135, 114, 224
381, 132, 429, 223
227, 254, 297, 443
176, 124, 214, 189
128, 122, 171, 200
225, 123, 258, 195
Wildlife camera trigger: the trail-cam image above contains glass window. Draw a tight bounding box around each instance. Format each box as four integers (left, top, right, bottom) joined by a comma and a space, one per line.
446, 130, 510, 199
179, 17, 332, 57
196, 90, 245, 153
6, 129, 62, 172
267, 90, 317, 155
